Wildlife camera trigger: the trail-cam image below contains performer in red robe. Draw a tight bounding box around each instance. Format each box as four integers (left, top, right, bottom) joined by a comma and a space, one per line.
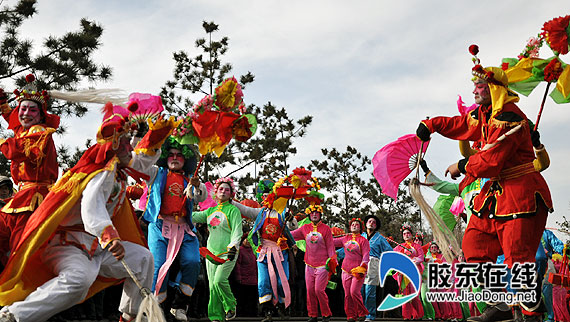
416, 46, 552, 322
0, 75, 59, 264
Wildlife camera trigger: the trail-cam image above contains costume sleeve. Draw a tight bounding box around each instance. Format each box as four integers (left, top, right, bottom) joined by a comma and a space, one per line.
426, 172, 460, 196
232, 201, 262, 220
422, 114, 482, 142
129, 149, 161, 178
290, 226, 305, 241
0, 126, 55, 163
324, 227, 336, 260
227, 206, 243, 250
412, 244, 425, 264
192, 208, 211, 224
134, 116, 179, 156
361, 237, 370, 265
379, 236, 393, 252
80, 170, 119, 249
333, 236, 345, 248
463, 126, 522, 178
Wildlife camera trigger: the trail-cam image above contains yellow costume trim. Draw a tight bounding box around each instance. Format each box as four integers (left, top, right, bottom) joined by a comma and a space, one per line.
488, 118, 526, 130
466, 113, 479, 129
1, 192, 44, 214
133, 116, 180, 156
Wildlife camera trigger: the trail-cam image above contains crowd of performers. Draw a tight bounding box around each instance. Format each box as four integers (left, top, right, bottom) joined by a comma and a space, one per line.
0, 42, 567, 322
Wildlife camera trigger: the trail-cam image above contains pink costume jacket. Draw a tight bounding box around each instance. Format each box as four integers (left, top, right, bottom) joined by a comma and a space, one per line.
334, 234, 370, 272
291, 221, 335, 268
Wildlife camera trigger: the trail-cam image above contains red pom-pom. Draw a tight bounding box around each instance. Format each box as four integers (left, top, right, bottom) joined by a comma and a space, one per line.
25, 74, 35, 83
469, 44, 479, 56
472, 64, 484, 73
501, 62, 510, 71
127, 102, 138, 113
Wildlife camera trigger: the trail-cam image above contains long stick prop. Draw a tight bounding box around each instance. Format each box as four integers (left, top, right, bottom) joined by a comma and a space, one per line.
534, 82, 552, 131
120, 259, 166, 322
193, 154, 205, 177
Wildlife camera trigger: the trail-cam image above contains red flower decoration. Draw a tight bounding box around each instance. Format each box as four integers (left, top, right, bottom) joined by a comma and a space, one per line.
542, 15, 570, 55
292, 167, 312, 186
127, 102, 138, 113
544, 58, 564, 82
232, 116, 253, 142
469, 44, 479, 56
472, 64, 484, 73
501, 62, 510, 71
25, 74, 35, 83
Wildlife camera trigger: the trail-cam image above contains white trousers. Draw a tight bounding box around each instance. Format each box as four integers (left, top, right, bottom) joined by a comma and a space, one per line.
5, 241, 153, 322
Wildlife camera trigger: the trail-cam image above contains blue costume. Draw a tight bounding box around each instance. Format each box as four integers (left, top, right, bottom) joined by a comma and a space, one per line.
143, 166, 207, 303
361, 230, 392, 321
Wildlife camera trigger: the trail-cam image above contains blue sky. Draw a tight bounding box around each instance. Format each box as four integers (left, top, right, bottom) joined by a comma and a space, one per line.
8, 0, 570, 238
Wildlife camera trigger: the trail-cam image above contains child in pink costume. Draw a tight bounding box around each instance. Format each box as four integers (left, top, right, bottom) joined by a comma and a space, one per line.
393, 223, 424, 320
333, 218, 370, 322
290, 205, 336, 322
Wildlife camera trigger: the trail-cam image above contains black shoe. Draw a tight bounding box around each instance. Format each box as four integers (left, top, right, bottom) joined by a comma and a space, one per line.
307, 318, 318, 322
322, 316, 331, 322
225, 309, 236, 321
262, 310, 273, 322
467, 303, 512, 322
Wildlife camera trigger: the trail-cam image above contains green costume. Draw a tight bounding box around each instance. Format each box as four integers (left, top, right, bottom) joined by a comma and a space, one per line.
193, 201, 243, 321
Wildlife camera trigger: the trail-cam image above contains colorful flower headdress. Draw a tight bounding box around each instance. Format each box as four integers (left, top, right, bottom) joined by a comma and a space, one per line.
213, 177, 236, 198
350, 217, 364, 229
400, 222, 413, 233
305, 204, 323, 215
13, 74, 49, 110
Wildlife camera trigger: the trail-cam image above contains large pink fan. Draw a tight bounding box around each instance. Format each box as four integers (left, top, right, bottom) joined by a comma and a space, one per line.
126, 92, 164, 122
372, 134, 429, 200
